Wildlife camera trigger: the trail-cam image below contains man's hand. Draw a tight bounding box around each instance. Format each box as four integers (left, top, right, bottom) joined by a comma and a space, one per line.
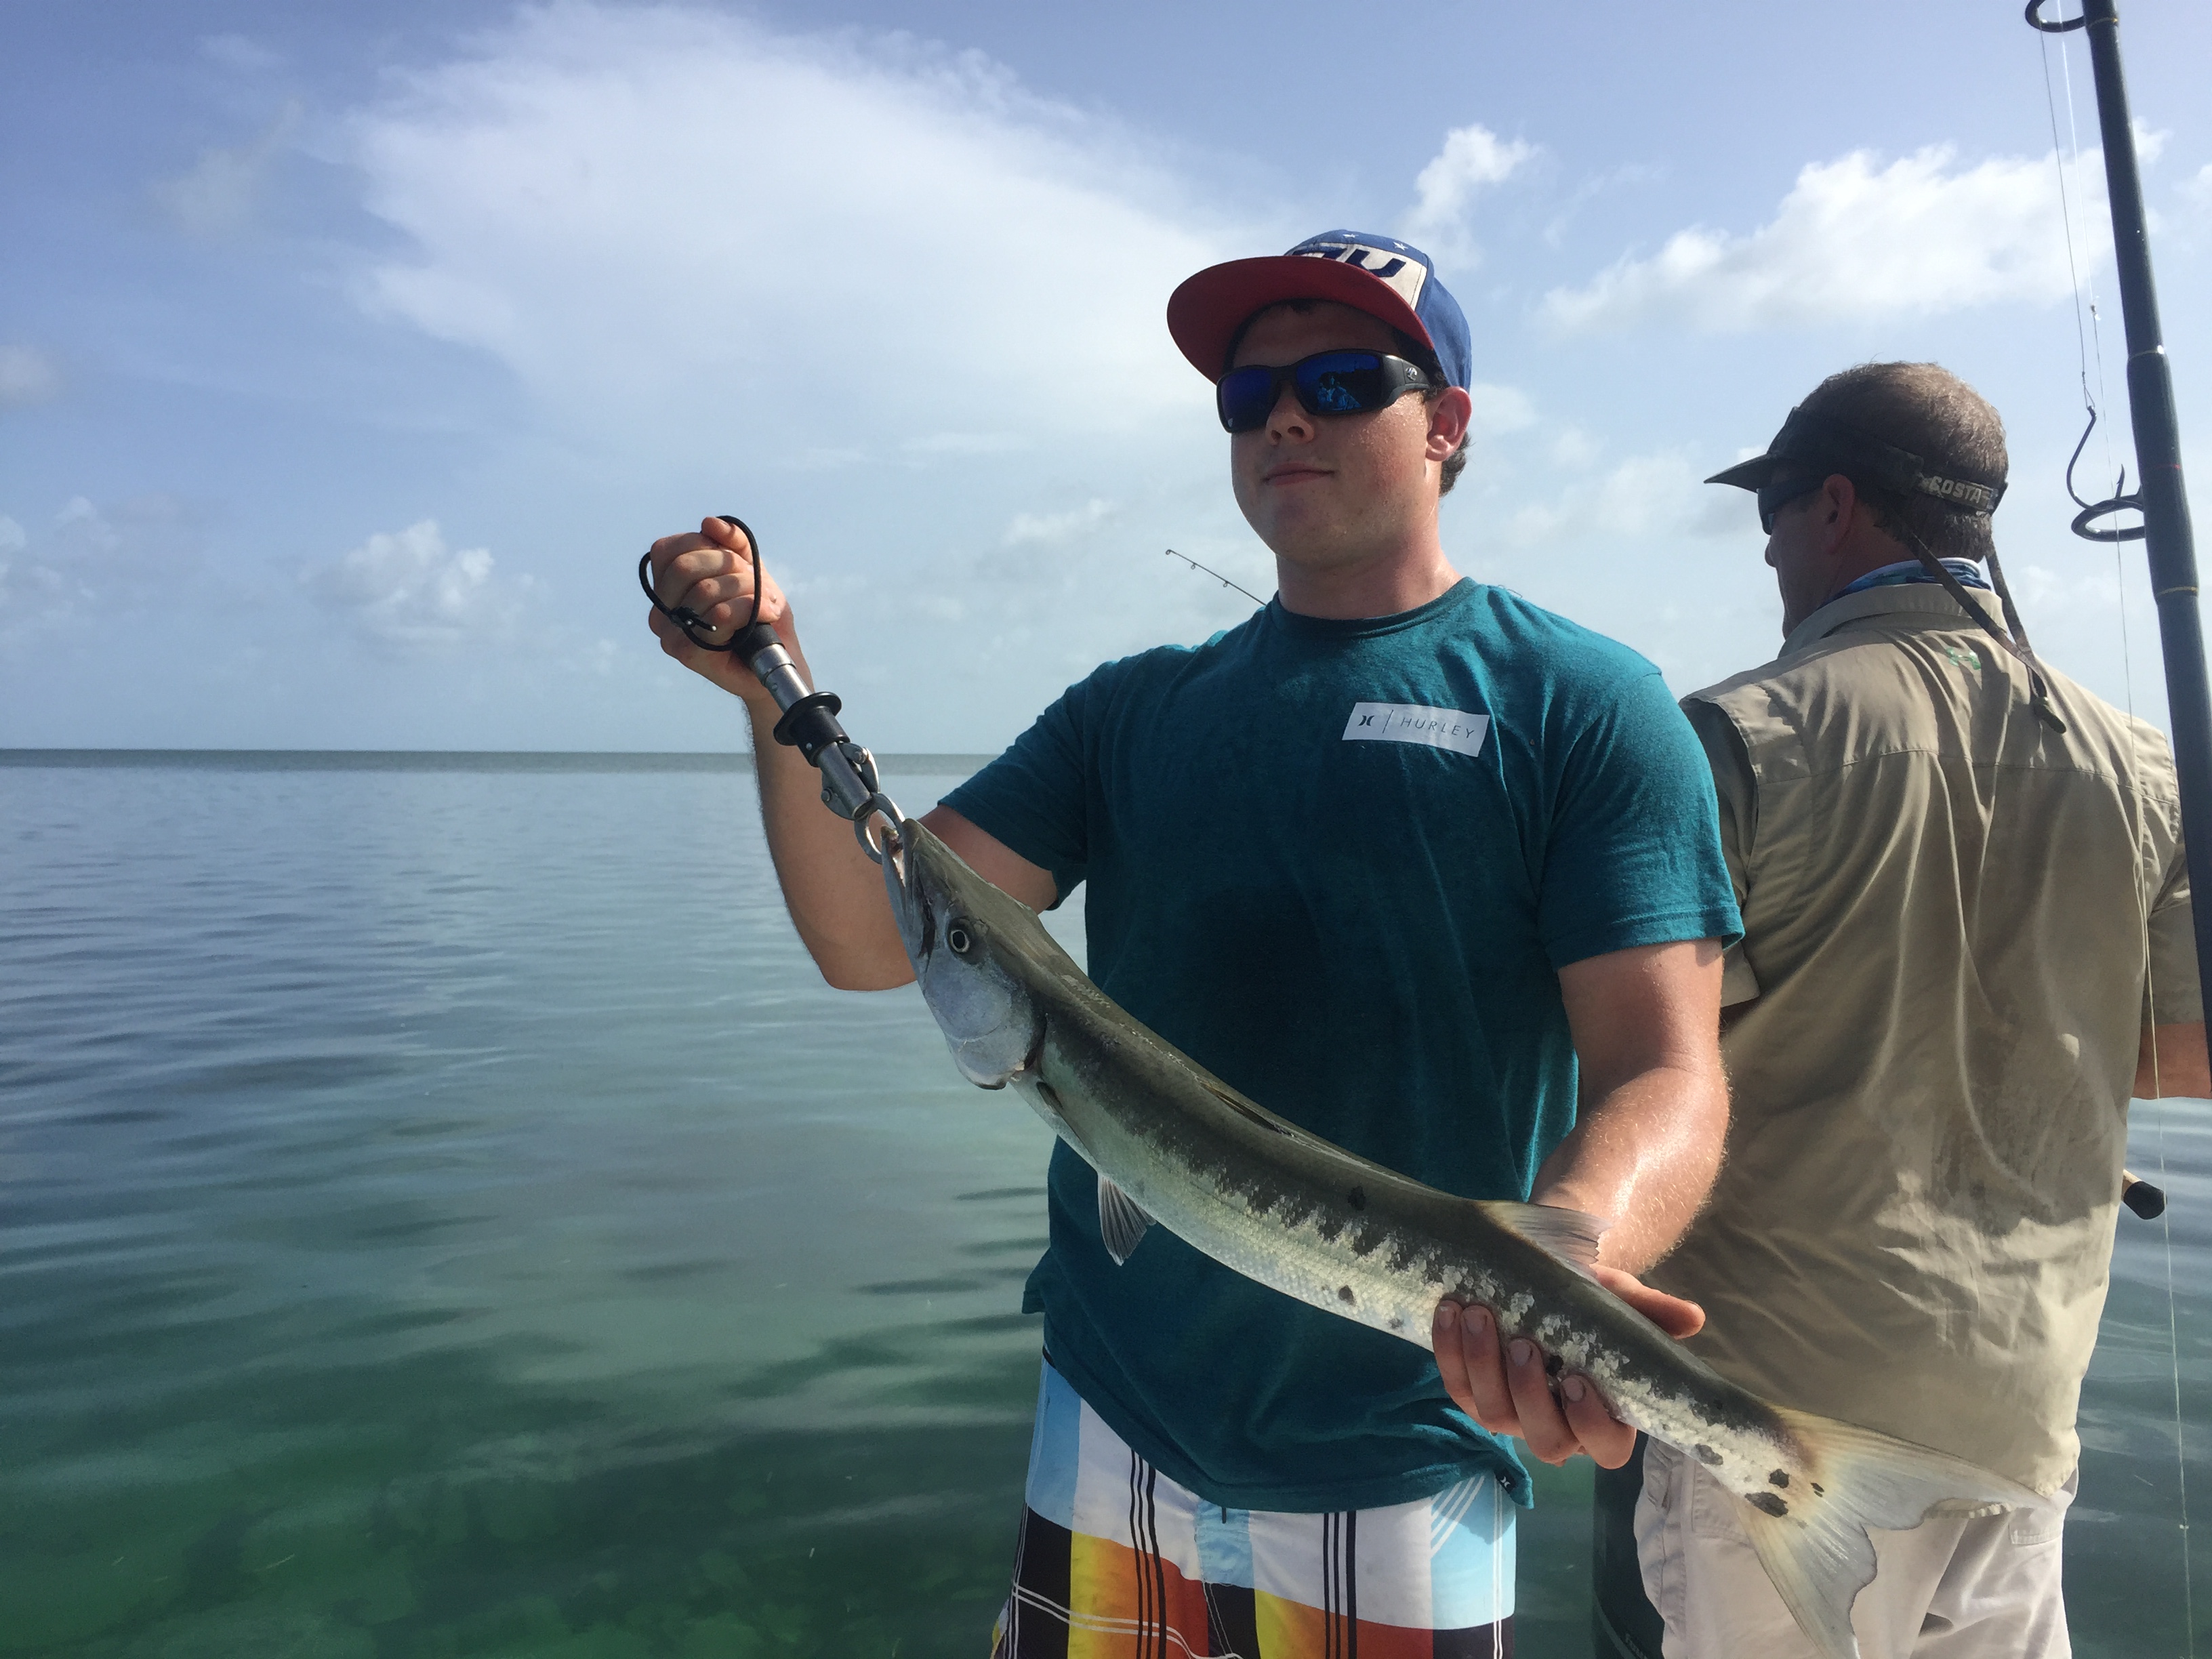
643, 516, 796, 708
1431, 1267, 1704, 1469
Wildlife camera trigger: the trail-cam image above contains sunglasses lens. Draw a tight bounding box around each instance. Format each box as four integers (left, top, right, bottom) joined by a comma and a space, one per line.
1294, 352, 1387, 415
1217, 366, 1279, 433
1757, 476, 1819, 533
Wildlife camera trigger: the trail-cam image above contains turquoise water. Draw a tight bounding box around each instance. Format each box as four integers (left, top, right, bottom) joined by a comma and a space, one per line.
1, 754, 2205, 1657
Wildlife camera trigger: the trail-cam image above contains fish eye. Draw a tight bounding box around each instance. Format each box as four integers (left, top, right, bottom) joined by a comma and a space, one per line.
946, 920, 977, 957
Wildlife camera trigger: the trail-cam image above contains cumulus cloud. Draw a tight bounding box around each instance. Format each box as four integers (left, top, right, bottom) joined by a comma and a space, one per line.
0, 345, 62, 408
153, 100, 301, 237
0, 497, 181, 635
347, 5, 1244, 462
304, 520, 520, 650
1005, 497, 1113, 546
1503, 451, 1737, 547
1400, 124, 1536, 268
1544, 145, 2097, 333
1465, 383, 1537, 439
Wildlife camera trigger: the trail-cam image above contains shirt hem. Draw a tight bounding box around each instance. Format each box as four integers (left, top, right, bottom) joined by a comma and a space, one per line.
1545, 905, 1744, 970
1042, 1327, 1535, 1513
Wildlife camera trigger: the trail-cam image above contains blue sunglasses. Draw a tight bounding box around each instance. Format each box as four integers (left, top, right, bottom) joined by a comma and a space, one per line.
1216, 350, 1437, 434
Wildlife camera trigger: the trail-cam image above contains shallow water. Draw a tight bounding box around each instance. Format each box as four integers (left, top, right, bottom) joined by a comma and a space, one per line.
1, 754, 2205, 1657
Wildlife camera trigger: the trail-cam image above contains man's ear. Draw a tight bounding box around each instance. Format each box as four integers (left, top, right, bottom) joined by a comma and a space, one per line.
1426, 387, 1474, 462
1817, 474, 1859, 556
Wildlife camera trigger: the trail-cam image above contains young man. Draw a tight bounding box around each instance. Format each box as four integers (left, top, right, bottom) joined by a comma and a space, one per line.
647, 232, 1740, 1654
1593, 362, 2209, 1659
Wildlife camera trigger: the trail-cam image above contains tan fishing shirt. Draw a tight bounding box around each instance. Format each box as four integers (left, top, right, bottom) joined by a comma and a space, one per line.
1652, 582, 2200, 1493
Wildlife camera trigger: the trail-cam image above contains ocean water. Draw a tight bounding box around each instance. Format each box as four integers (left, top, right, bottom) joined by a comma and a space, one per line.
1, 752, 2205, 1658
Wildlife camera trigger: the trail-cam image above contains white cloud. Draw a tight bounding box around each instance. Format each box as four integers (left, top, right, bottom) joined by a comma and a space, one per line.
1400, 123, 1536, 268
0, 497, 170, 635
1465, 383, 1537, 439
1005, 497, 1113, 546
304, 520, 518, 650
0, 344, 61, 407
153, 101, 301, 237
202, 33, 281, 73
1544, 145, 2097, 333
55, 495, 120, 549
347, 5, 1244, 462
1503, 451, 1734, 546
2184, 163, 2212, 213
904, 432, 1029, 457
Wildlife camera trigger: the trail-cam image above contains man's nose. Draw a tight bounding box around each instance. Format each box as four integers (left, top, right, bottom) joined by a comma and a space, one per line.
1266, 380, 1313, 440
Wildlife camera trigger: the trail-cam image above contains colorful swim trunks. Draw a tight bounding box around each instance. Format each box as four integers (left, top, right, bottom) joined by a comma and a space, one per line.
990, 1359, 1517, 1657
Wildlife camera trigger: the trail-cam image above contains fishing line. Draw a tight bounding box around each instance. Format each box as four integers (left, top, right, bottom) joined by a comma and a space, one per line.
2042, 11, 2125, 508
2041, 11, 2195, 1639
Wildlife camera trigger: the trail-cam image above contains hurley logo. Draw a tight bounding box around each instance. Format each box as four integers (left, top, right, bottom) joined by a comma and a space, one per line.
1343, 702, 1490, 758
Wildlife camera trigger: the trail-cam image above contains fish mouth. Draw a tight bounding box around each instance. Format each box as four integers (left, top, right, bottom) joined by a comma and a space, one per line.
882, 819, 933, 968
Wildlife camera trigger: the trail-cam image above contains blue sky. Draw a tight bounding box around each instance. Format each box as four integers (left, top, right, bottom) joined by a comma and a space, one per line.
4, 0, 2209, 752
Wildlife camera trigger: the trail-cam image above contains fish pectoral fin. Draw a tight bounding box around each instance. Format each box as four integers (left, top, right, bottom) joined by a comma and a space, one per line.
1475, 1201, 1607, 1275
1725, 1406, 2043, 1659
1096, 1174, 1154, 1265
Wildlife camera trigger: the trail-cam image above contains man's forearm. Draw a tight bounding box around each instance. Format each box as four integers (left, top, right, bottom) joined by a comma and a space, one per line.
747, 699, 914, 991
1530, 1061, 1729, 1275
2137, 1021, 2211, 1100
1547, 939, 1731, 1275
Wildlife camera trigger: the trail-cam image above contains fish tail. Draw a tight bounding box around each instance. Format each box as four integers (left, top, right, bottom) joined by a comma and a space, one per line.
1729, 1406, 2042, 1659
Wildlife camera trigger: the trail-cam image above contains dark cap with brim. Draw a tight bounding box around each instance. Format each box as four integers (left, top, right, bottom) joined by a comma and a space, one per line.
1706, 406, 2005, 514
1167, 230, 1471, 388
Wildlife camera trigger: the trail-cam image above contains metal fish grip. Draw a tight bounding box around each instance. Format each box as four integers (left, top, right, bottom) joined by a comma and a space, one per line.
638, 514, 903, 859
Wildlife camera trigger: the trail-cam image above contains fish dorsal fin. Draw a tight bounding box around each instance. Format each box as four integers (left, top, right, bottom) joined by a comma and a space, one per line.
1476, 1201, 1607, 1275
1097, 1174, 1154, 1265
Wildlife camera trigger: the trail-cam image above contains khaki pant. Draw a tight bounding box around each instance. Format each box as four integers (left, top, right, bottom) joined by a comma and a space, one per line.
1633, 1439, 2074, 1659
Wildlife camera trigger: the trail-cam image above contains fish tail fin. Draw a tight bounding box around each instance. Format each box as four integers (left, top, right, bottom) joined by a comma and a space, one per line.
1728, 1406, 2042, 1659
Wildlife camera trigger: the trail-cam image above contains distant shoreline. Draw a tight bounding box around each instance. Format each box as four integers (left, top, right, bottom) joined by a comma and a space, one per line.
0, 750, 995, 775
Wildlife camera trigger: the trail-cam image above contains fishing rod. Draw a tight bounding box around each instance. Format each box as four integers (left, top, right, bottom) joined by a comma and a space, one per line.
2027, 0, 2211, 1014
2029, 10, 2200, 1635
637, 516, 904, 857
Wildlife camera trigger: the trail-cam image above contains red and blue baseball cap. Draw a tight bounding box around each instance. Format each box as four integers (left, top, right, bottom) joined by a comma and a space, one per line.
1167, 230, 1473, 390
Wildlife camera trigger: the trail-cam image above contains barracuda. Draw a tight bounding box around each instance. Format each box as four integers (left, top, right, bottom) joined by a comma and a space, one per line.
882, 817, 2034, 1659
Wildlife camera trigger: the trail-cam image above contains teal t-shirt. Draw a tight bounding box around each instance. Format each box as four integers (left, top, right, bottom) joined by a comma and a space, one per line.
941, 579, 1740, 1513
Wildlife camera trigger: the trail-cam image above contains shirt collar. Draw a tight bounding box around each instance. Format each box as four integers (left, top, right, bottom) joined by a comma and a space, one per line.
1780, 581, 2007, 664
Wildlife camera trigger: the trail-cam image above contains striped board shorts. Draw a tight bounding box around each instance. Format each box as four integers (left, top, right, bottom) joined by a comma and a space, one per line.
989, 1358, 1516, 1658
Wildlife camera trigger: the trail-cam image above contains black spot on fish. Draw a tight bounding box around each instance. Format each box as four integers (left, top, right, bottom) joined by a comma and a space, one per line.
1811, 1482, 1826, 1497
1693, 1445, 1723, 1468
1337, 1285, 1356, 1305
1544, 1353, 1565, 1378
1347, 1185, 1366, 1210
1350, 1225, 1382, 1257
1769, 1470, 1789, 1488
1745, 1492, 1788, 1519
1388, 1315, 1405, 1331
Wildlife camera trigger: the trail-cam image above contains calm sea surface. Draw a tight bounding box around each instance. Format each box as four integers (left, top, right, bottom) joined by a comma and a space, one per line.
2, 753, 2207, 1658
